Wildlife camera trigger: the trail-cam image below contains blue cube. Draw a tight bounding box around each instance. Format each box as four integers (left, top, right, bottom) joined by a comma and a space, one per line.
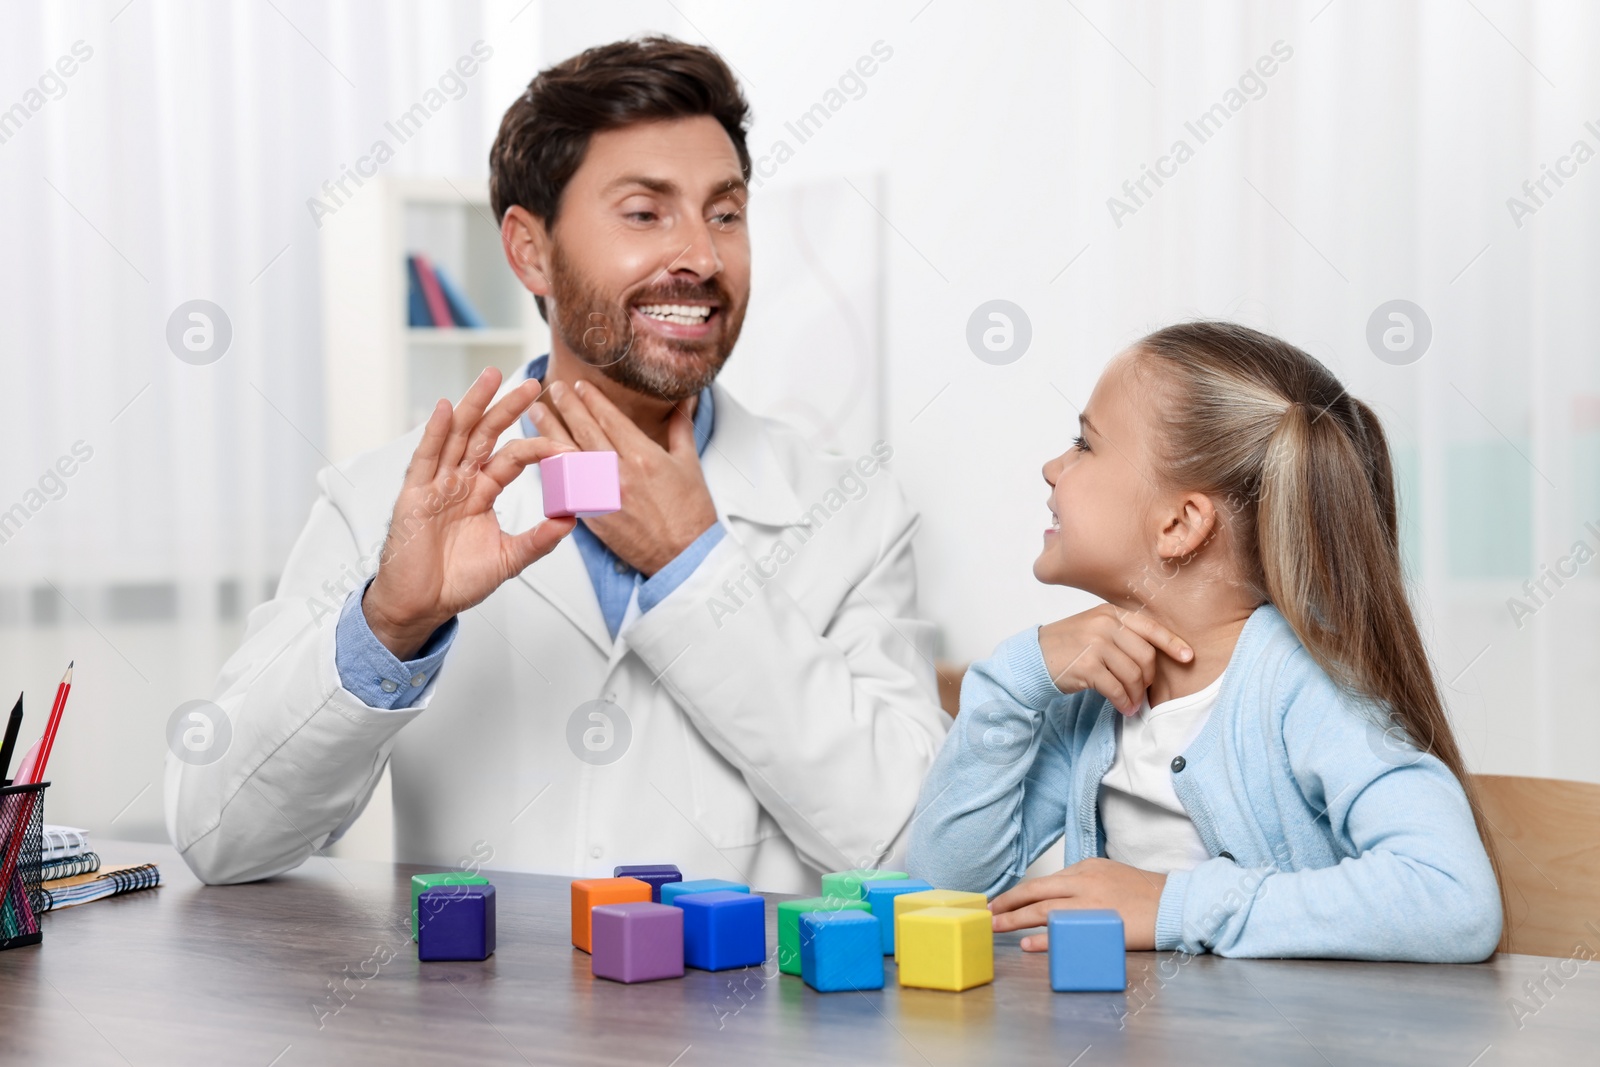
799, 911, 885, 992
613, 864, 683, 903
660, 878, 749, 907
1048, 909, 1125, 991
863, 878, 933, 954
418, 884, 496, 962
677, 890, 766, 971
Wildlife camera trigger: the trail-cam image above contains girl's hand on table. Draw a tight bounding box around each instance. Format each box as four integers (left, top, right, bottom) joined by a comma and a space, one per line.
989, 857, 1167, 951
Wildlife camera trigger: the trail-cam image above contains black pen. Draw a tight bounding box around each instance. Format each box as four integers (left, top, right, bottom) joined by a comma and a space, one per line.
0, 694, 21, 784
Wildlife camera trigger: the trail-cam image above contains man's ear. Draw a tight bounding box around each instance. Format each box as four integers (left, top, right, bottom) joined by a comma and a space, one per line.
501, 205, 553, 301
1157, 492, 1219, 564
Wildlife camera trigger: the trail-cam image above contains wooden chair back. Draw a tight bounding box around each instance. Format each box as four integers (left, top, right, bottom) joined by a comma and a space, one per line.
1475, 773, 1600, 959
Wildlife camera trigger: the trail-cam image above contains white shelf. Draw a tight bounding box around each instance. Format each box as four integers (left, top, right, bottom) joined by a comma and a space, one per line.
320, 177, 549, 464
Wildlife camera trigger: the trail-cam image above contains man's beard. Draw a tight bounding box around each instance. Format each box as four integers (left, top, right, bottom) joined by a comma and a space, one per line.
548, 243, 746, 403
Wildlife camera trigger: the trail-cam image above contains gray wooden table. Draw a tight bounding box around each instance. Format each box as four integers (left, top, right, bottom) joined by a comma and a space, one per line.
0, 840, 1593, 1066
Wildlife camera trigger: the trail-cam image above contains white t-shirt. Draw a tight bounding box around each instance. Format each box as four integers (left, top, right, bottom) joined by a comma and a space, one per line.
1098, 670, 1227, 873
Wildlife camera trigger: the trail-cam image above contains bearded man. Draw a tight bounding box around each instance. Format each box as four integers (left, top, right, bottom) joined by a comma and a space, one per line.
166, 37, 948, 894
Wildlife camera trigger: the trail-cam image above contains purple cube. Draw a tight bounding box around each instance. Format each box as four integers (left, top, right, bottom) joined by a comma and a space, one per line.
540, 451, 621, 518
591, 901, 685, 983
613, 864, 682, 903
417, 884, 495, 961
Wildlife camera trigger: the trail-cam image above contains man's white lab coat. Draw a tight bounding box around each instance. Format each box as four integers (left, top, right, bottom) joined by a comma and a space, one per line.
165, 372, 949, 893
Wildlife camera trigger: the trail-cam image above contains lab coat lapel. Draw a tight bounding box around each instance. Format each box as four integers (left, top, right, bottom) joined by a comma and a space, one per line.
607, 384, 804, 664
697, 383, 806, 528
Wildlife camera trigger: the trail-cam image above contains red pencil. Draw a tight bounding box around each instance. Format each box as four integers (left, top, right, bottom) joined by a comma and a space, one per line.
30, 662, 72, 784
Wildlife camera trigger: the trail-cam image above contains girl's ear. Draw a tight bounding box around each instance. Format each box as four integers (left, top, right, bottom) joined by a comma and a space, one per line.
1157, 492, 1219, 564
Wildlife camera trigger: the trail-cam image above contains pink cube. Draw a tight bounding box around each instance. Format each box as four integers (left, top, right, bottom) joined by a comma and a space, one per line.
539, 451, 621, 518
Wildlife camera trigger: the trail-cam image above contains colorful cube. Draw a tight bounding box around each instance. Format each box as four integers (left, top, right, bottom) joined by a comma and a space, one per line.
613, 864, 683, 903
777, 897, 871, 975
540, 451, 621, 518
1048, 909, 1126, 992
410, 872, 489, 940
819, 868, 910, 901
897, 907, 994, 992
892, 889, 988, 961
591, 901, 685, 983
678, 890, 766, 971
863, 878, 933, 954
418, 884, 495, 961
799, 911, 885, 992
660, 878, 749, 907
571, 876, 652, 953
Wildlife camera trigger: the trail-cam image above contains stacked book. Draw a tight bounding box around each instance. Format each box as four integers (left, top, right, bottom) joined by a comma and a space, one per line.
39, 824, 160, 911
407, 253, 486, 328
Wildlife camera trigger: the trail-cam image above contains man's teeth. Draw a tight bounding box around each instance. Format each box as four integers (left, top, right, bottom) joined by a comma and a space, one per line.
637, 304, 712, 325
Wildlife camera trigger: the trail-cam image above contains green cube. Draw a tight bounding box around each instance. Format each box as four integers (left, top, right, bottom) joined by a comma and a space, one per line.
411, 872, 490, 939
819, 869, 909, 901
777, 897, 871, 975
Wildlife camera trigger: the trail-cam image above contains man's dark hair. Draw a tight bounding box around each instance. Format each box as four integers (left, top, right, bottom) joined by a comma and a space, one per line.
489, 36, 752, 228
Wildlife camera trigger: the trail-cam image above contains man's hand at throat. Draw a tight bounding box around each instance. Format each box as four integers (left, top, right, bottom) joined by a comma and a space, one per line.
531, 378, 718, 576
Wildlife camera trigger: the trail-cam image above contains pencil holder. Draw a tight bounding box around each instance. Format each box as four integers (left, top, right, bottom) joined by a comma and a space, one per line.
0, 780, 48, 950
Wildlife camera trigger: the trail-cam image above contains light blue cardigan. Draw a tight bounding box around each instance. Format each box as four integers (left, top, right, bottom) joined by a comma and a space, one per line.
906, 604, 1502, 961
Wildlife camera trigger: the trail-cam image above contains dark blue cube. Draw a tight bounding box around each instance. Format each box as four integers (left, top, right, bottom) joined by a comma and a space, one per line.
677, 890, 766, 971
418, 884, 496, 962
1048, 909, 1125, 991
613, 864, 683, 903
800, 911, 884, 992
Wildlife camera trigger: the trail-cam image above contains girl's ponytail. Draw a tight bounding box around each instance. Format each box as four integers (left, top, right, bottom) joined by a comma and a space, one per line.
1138, 322, 1507, 942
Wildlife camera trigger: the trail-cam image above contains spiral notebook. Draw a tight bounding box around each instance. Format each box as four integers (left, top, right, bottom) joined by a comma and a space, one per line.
40, 851, 100, 881
41, 824, 91, 862
42, 863, 160, 910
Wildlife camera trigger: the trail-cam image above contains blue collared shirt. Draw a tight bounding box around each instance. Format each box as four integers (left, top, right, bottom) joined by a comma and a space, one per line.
333, 356, 725, 709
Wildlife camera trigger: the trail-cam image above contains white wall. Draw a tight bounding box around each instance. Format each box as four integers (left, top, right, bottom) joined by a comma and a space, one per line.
1, 1, 1595, 858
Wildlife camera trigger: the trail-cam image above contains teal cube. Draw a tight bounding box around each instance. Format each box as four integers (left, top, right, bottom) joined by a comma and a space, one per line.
863, 878, 933, 954
660, 878, 749, 907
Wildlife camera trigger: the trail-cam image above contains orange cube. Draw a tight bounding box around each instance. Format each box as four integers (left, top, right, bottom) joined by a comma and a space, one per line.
571, 877, 652, 952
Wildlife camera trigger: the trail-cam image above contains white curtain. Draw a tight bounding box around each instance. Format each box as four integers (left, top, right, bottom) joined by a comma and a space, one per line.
1, 0, 1595, 855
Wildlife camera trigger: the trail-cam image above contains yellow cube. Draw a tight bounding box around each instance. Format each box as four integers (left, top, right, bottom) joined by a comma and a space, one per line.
897, 907, 994, 991
893, 889, 987, 961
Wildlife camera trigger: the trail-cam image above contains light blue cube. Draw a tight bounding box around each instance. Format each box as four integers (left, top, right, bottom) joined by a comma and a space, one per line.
863, 877, 933, 954
799, 911, 884, 992
1048, 909, 1126, 991
660, 878, 750, 907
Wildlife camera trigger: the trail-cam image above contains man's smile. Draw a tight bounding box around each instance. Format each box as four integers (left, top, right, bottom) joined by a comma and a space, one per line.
630, 300, 720, 341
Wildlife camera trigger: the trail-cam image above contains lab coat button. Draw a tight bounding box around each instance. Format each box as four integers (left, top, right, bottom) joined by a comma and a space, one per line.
590, 846, 603, 859
1171, 755, 1186, 773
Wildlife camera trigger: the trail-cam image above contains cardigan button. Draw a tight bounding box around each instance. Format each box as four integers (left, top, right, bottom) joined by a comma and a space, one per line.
1219, 850, 1234, 861
1170, 755, 1186, 773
